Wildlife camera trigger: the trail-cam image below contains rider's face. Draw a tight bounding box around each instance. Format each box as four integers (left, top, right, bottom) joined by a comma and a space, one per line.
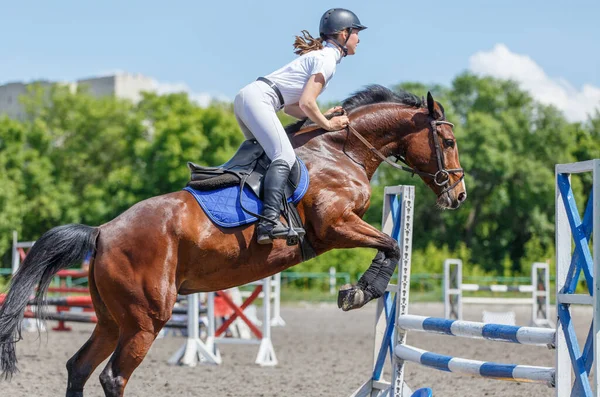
345, 31, 360, 56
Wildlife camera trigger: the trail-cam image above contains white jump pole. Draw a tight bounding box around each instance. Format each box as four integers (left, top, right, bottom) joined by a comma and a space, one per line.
330, 267, 337, 295
168, 293, 221, 366
444, 259, 551, 327
256, 276, 277, 365
12, 231, 19, 274
531, 262, 553, 328
270, 273, 286, 327
11, 231, 35, 274
443, 259, 463, 320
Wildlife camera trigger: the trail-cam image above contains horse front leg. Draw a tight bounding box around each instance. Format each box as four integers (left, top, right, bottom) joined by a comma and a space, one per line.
323, 213, 400, 311
339, 248, 400, 311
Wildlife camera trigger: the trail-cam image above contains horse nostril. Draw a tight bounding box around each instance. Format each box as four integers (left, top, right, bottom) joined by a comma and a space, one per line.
458, 192, 467, 202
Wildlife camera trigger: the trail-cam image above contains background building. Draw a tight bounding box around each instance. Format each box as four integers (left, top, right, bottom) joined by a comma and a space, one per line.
0, 73, 155, 120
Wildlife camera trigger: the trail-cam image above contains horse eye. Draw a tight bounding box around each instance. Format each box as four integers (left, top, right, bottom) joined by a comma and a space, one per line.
444, 139, 455, 148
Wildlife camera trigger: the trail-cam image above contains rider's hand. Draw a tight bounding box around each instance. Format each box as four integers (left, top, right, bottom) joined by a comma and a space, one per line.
324, 106, 343, 116
326, 115, 350, 131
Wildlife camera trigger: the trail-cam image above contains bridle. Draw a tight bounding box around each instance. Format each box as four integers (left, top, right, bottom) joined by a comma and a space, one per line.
346, 119, 465, 197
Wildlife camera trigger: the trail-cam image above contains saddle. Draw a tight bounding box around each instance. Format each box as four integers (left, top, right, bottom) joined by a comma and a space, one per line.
187, 139, 301, 200
185, 140, 315, 259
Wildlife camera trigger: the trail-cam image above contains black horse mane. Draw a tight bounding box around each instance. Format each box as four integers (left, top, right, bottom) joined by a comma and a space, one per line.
342, 84, 424, 112
285, 84, 442, 134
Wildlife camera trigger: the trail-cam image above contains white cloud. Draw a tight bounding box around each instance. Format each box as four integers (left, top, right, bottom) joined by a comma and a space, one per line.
97, 69, 129, 77
150, 80, 228, 108
469, 44, 600, 122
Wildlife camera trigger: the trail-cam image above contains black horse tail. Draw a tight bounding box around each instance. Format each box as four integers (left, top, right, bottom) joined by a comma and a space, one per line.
0, 224, 99, 380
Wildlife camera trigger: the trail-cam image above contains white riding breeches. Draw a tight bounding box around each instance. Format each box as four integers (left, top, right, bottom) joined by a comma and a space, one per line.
233, 81, 296, 169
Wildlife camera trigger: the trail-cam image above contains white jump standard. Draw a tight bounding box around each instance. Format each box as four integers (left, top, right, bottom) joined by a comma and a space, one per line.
169, 276, 277, 367
444, 259, 552, 327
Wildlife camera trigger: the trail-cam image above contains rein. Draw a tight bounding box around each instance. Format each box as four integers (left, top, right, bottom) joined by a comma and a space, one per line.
346, 120, 464, 197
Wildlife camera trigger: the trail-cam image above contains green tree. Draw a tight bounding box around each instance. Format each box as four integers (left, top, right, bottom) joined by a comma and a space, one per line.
0, 117, 27, 256
19, 84, 146, 227
135, 92, 243, 197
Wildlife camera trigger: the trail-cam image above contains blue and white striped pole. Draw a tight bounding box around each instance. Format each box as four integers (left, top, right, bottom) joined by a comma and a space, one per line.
461, 284, 534, 293
397, 315, 555, 347
395, 345, 555, 386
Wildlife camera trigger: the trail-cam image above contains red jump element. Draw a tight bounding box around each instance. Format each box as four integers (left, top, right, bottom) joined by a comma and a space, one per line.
0, 295, 93, 307
215, 287, 263, 339
46, 287, 90, 294
55, 269, 89, 278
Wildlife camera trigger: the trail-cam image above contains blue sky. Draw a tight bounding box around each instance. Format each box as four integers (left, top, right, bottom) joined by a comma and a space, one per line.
2, 0, 599, 120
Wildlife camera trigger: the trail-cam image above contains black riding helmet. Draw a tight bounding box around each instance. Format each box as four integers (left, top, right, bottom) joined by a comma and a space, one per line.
319, 8, 367, 56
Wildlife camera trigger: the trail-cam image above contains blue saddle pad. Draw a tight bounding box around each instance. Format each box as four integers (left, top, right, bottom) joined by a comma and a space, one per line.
183, 159, 309, 228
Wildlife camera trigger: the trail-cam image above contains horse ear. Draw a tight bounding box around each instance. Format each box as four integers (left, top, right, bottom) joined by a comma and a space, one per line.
427, 91, 444, 119
427, 91, 435, 117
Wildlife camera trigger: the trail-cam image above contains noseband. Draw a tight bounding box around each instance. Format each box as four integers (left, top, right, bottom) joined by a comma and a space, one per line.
346, 120, 464, 197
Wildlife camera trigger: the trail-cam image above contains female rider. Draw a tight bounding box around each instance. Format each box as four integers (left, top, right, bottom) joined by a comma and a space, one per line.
233, 8, 367, 244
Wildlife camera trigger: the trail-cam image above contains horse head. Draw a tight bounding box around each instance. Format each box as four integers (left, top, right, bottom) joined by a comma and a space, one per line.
395, 91, 466, 209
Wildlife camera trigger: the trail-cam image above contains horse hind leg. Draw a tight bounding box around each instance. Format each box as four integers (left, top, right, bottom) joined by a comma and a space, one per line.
66, 318, 119, 397
66, 257, 119, 397
98, 315, 170, 397
96, 276, 177, 396
92, 224, 178, 395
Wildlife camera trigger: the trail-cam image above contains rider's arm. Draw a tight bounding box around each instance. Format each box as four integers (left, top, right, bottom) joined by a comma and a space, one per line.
283, 103, 307, 119
298, 73, 332, 130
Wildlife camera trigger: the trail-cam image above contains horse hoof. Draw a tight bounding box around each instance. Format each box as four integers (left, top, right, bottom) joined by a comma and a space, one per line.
66, 391, 84, 397
337, 285, 365, 311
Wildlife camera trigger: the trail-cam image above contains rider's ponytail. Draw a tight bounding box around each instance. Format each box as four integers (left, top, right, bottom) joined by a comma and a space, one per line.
293, 30, 324, 55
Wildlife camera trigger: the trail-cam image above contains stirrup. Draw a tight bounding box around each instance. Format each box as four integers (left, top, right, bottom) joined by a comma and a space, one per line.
257, 221, 305, 246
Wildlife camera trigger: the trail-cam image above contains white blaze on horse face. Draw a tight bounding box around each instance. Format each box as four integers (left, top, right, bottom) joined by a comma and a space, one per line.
436, 192, 452, 209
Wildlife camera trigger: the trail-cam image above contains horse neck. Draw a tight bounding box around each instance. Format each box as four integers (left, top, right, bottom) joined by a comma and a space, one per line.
338, 104, 424, 180
289, 104, 424, 180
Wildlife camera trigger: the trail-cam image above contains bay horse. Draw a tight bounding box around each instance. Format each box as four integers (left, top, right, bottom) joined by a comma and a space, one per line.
0, 85, 466, 396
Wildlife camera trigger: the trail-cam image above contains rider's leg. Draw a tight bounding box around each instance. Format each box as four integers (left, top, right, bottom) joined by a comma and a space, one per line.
255, 159, 296, 244
234, 83, 305, 244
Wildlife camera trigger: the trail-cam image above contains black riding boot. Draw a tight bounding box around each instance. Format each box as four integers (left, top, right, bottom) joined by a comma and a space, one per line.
257, 159, 305, 245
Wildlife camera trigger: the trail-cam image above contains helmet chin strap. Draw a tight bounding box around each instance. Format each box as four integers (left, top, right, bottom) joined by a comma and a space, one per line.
328, 28, 353, 57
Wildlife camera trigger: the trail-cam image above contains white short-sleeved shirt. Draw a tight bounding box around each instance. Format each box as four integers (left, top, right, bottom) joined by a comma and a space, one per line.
265, 42, 342, 105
